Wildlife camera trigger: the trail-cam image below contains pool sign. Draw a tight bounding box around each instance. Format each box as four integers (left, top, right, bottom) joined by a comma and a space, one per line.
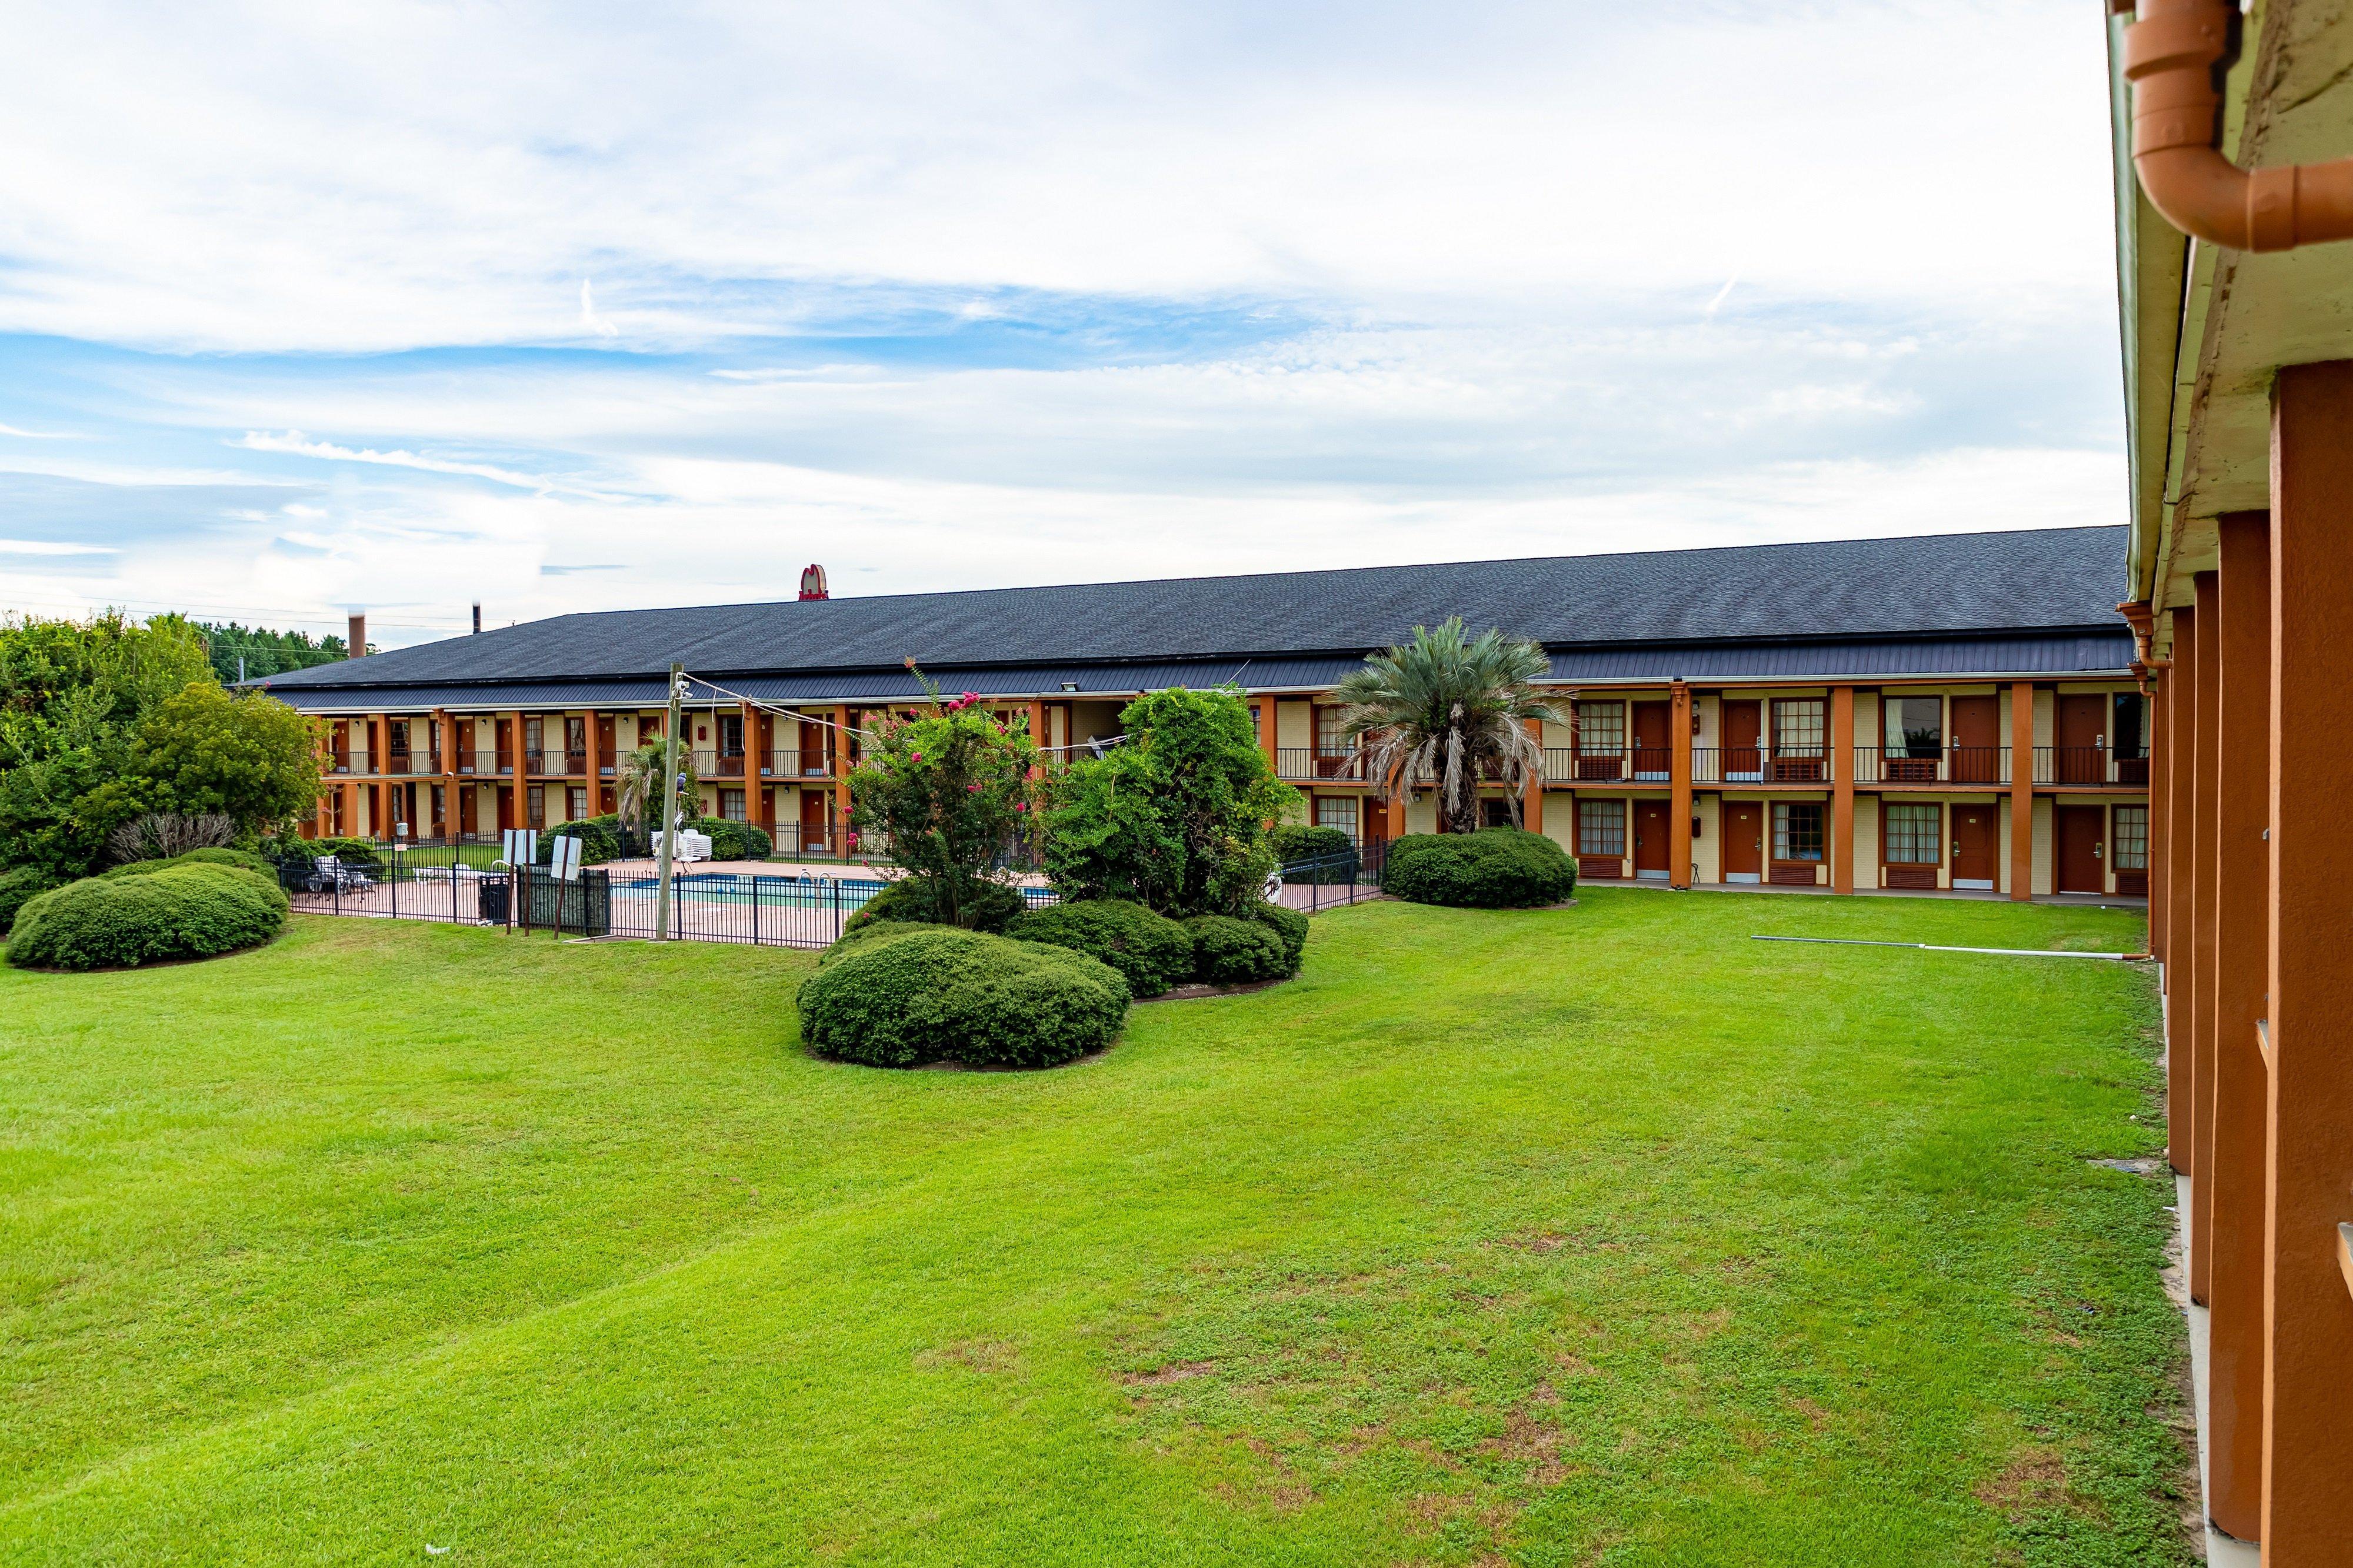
501, 828, 537, 869
548, 834, 583, 882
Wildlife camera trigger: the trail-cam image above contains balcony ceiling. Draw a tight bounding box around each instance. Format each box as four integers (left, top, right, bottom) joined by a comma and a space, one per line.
2144, 0, 2353, 628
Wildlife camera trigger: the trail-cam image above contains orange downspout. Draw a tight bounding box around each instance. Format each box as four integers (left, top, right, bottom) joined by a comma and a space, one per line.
2122, 0, 2353, 251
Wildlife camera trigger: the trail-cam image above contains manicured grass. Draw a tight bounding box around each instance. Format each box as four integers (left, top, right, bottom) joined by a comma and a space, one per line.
0, 890, 2188, 1566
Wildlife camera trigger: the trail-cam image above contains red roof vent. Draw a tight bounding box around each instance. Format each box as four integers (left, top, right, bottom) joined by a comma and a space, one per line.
798, 564, 829, 600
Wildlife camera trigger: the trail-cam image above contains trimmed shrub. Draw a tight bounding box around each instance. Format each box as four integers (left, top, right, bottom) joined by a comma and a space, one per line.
1270, 823, 1355, 884
798, 925, 1128, 1069
1183, 913, 1290, 985
1252, 901, 1308, 976
6, 863, 288, 970
1381, 828, 1577, 910
842, 876, 1026, 936
1008, 899, 1194, 998
0, 867, 61, 933
104, 847, 276, 880
690, 816, 772, 862
544, 815, 626, 866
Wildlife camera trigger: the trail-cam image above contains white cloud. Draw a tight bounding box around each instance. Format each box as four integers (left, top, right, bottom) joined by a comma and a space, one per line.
234, 431, 634, 503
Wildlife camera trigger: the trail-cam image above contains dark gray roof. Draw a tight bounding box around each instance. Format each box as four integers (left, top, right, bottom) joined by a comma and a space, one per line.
258, 525, 2129, 699
256, 630, 2137, 714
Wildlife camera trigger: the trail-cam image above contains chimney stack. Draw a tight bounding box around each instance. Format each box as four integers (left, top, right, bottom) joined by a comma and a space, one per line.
472, 602, 482, 635
347, 613, 366, 659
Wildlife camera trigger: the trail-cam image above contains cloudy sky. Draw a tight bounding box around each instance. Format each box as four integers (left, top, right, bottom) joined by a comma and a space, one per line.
0, 1, 2124, 650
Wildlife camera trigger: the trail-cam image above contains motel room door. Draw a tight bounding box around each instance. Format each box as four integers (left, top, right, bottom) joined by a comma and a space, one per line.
1632, 801, 1672, 879
2055, 805, 2105, 895
1951, 802, 1998, 890
1722, 700, 1762, 781
2055, 694, 2107, 784
1950, 696, 1999, 783
1632, 703, 1671, 780
1721, 801, 1762, 882
799, 790, 830, 854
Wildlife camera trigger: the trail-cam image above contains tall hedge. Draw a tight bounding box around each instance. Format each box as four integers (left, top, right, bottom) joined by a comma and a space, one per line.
798, 925, 1128, 1069
1381, 828, 1577, 909
5, 863, 288, 970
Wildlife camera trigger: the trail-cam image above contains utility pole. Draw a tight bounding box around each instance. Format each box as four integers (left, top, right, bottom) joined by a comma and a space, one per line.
655, 662, 684, 940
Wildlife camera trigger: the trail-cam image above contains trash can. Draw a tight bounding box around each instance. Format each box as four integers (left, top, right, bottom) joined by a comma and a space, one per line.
476, 875, 510, 925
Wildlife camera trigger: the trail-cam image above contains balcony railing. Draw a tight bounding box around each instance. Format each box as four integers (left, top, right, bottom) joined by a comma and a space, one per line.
1852, 745, 2011, 786
1691, 745, 1827, 785
2035, 745, 2148, 786
381, 750, 441, 776
1275, 747, 1369, 782
562, 749, 588, 778
691, 749, 748, 778
766, 748, 836, 778
1541, 746, 1675, 783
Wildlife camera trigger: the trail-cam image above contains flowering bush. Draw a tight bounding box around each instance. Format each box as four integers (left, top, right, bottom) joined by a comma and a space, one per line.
845, 669, 1039, 929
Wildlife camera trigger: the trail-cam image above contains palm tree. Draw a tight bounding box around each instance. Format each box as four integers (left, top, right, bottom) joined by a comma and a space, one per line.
1333, 617, 1563, 836
616, 742, 698, 840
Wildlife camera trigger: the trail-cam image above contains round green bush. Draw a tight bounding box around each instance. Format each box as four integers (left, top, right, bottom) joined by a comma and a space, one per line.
1251, 902, 1308, 976
104, 847, 276, 880
6, 863, 289, 971
1381, 827, 1578, 909
1183, 913, 1290, 984
0, 867, 61, 933
1008, 898, 1194, 997
842, 876, 1026, 936
798, 925, 1128, 1069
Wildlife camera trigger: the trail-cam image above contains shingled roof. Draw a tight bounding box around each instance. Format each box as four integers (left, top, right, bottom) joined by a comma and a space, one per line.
261, 526, 2129, 702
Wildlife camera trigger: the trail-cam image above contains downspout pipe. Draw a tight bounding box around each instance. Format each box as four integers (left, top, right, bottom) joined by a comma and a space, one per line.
2123, 0, 2353, 251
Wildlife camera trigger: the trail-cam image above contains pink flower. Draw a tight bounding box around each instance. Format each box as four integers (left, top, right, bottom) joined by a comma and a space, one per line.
966, 782, 981, 792
1014, 801, 1028, 812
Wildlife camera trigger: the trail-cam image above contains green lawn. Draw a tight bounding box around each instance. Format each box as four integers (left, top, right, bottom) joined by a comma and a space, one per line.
0, 890, 2190, 1566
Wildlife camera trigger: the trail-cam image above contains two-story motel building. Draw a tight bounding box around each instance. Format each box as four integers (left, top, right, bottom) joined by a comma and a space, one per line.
255, 525, 2145, 901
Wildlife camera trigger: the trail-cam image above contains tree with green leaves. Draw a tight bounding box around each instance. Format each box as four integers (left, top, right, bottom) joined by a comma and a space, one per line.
1041, 686, 1299, 917
132, 680, 322, 838
1332, 616, 1560, 836
0, 612, 215, 881
846, 679, 1039, 930
615, 742, 698, 840
192, 621, 351, 684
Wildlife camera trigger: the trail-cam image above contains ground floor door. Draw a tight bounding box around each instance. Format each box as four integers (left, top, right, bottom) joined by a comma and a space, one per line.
495, 786, 514, 833
2055, 804, 2105, 894
1721, 801, 1762, 882
800, 790, 830, 855
1632, 801, 1671, 878
1951, 801, 1998, 889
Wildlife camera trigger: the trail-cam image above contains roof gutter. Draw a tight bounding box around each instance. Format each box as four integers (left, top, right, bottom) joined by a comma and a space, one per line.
2121, 0, 2353, 251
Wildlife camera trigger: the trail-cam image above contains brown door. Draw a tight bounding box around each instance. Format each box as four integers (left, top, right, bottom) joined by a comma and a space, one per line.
597, 715, 617, 770
1951, 802, 1998, 888
2056, 695, 2106, 785
1722, 700, 1761, 780
495, 786, 514, 832
799, 720, 829, 776
1950, 696, 1999, 783
799, 790, 829, 855
2055, 804, 2105, 894
1632, 703, 1671, 779
1721, 802, 1763, 880
1633, 801, 1671, 876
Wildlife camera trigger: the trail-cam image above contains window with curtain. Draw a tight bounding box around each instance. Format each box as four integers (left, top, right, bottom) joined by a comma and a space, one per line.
2113, 805, 2149, 870
1882, 696, 1941, 758
1314, 796, 1359, 837
527, 785, 546, 828
1578, 799, 1626, 856
568, 786, 588, 819
1772, 801, 1824, 861
1884, 802, 1940, 864
1772, 699, 1824, 751
720, 788, 746, 822
1314, 706, 1347, 757
1577, 700, 1625, 753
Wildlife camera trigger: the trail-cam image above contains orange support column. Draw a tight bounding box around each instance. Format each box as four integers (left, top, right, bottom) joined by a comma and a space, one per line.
2189, 570, 2222, 1306
2164, 610, 2198, 1176
2148, 670, 2169, 962
1829, 685, 1855, 895
2259, 361, 2353, 1556
2008, 682, 2034, 899
1668, 682, 1693, 888
2204, 514, 2271, 1538
1255, 693, 1277, 775
435, 707, 457, 839
1521, 717, 1544, 835
833, 705, 852, 856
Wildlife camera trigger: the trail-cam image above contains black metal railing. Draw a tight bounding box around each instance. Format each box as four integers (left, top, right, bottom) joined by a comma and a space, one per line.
2035, 745, 2144, 786
1274, 747, 1370, 782
1853, 745, 2011, 786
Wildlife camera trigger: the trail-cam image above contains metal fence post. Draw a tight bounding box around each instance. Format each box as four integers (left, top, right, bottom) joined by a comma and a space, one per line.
832, 879, 842, 943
